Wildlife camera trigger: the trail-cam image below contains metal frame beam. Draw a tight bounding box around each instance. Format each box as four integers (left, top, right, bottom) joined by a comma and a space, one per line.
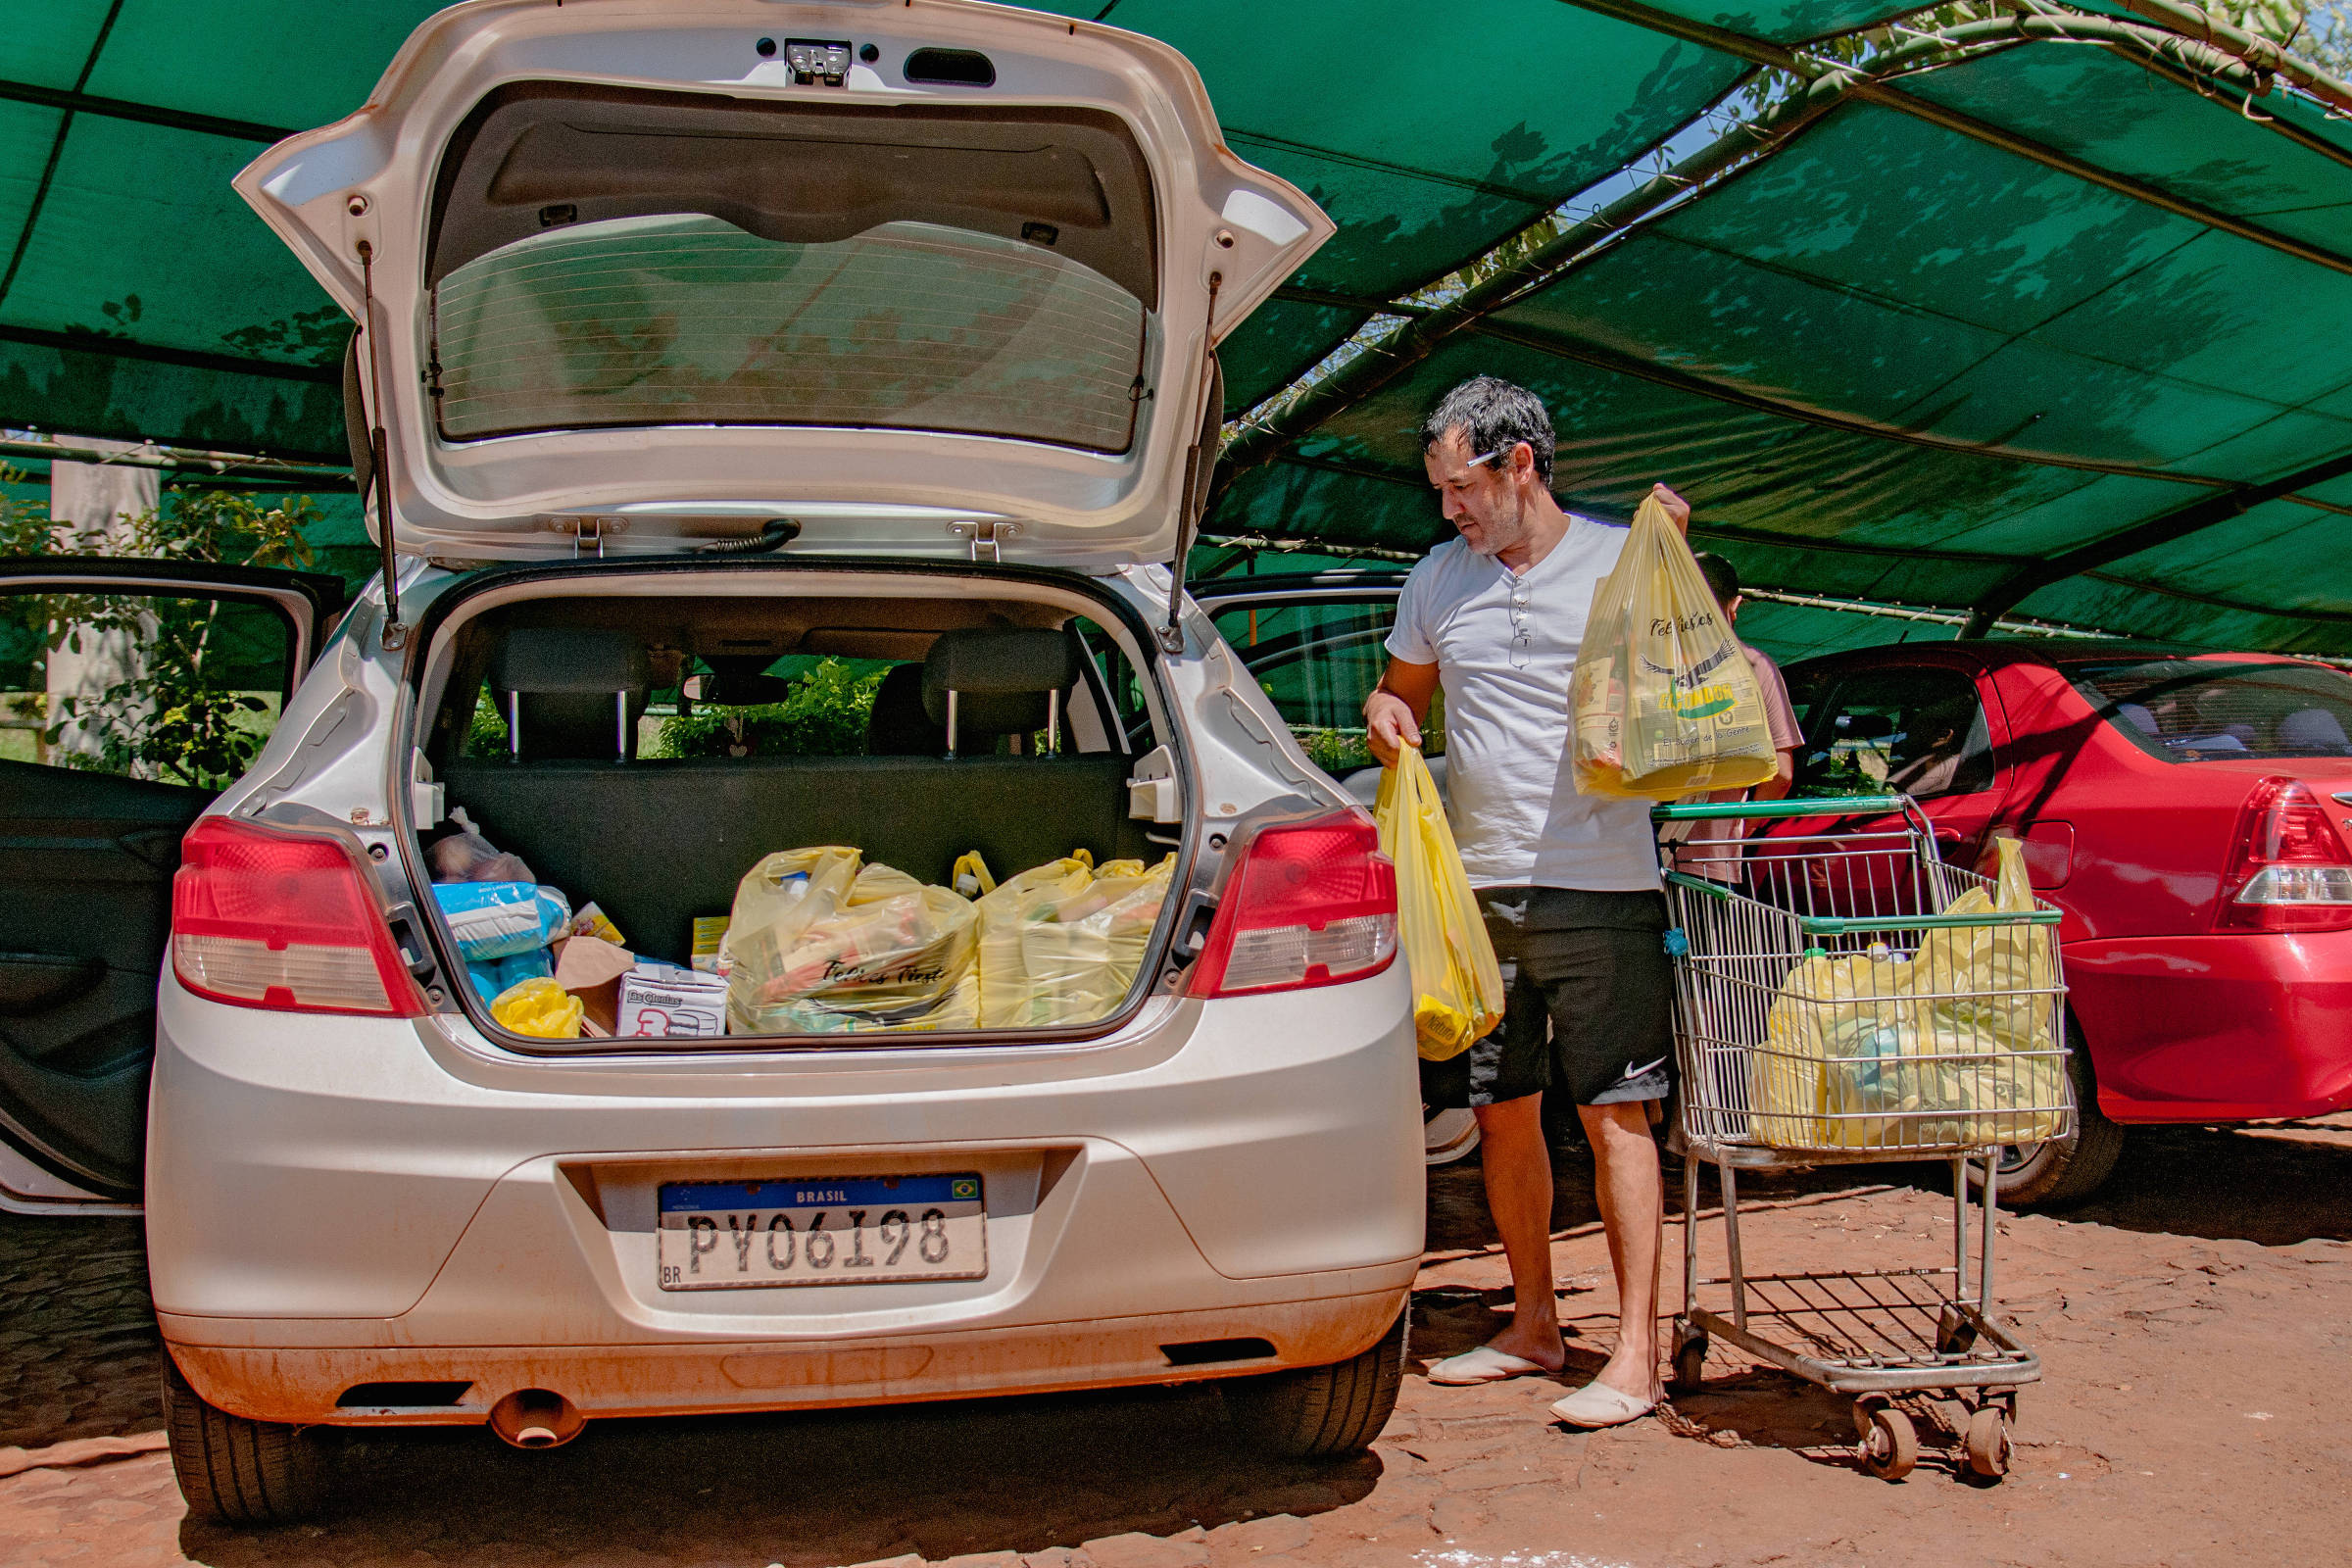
0, 77, 292, 144
1462, 313, 2237, 490
0, 324, 340, 385
1961, 446, 2352, 633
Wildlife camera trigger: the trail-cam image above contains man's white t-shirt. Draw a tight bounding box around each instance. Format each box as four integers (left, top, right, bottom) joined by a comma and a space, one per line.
1385, 515, 1659, 892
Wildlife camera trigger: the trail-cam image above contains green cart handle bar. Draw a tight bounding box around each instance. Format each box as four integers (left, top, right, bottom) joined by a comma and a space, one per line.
1650, 794, 1913, 820
1660, 872, 2060, 929
1797, 909, 2062, 933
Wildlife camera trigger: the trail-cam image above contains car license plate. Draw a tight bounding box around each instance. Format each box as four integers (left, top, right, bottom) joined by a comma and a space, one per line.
657, 1174, 985, 1290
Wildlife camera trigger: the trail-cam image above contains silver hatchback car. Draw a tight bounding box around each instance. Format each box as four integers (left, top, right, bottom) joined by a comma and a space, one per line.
0, 0, 1422, 1524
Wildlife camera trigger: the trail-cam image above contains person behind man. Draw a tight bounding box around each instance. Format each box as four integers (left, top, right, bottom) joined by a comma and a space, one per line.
1364, 375, 1684, 1429
1657, 553, 1804, 883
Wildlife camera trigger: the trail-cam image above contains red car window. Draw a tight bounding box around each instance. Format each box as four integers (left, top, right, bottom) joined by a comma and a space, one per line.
2064, 658, 2352, 763
1798, 666, 1996, 801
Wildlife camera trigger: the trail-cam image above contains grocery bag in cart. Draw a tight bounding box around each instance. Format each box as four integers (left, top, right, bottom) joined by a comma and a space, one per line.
1374, 744, 1503, 1060
1570, 494, 1778, 800
1753, 837, 2066, 1151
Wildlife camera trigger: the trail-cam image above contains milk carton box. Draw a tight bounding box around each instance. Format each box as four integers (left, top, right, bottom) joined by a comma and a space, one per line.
616, 960, 727, 1038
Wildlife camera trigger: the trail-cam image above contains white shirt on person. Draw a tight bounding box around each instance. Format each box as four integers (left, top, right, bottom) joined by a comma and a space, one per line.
1384, 516, 1660, 892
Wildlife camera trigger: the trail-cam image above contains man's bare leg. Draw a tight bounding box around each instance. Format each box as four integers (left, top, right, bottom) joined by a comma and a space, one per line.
1578, 1100, 1665, 1401
1470, 1093, 1565, 1370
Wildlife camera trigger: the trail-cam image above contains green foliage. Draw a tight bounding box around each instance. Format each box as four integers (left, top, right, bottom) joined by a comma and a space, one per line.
466, 689, 511, 757
1295, 726, 1375, 775
3, 476, 325, 789
646, 658, 886, 759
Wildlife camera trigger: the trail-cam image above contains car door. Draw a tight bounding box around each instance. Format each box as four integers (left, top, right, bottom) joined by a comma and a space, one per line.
0, 557, 341, 1207
1194, 577, 1415, 803
1758, 658, 2014, 912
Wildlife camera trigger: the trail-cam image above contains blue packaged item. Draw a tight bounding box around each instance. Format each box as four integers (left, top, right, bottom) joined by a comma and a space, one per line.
432, 881, 572, 962
466, 948, 553, 1004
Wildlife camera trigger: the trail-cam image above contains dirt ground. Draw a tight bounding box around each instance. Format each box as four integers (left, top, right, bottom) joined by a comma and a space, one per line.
2, 1116, 2346, 1568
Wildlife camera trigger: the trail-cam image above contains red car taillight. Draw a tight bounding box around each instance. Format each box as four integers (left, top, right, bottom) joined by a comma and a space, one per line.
2218, 777, 2352, 932
1190, 809, 1398, 997
172, 816, 428, 1016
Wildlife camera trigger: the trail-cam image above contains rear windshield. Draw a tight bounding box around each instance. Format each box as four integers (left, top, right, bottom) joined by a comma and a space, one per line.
433, 216, 1147, 451
2067, 658, 2352, 761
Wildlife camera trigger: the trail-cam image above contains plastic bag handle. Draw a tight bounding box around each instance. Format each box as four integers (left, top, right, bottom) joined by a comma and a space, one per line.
952, 851, 997, 896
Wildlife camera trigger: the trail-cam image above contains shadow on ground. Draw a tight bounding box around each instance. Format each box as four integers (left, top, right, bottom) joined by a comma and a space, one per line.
2054, 1118, 2352, 1246
186, 1390, 1380, 1567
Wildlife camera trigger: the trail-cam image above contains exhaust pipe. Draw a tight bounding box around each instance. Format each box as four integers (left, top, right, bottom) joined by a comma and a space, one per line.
487, 1389, 584, 1449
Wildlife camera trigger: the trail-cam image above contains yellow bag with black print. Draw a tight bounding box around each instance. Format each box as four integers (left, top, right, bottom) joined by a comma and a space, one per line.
1570, 494, 1777, 800
1375, 745, 1505, 1060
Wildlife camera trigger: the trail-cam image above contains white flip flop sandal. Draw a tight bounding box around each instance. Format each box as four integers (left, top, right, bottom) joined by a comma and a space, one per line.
1424, 1345, 1557, 1385
1547, 1380, 1658, 1428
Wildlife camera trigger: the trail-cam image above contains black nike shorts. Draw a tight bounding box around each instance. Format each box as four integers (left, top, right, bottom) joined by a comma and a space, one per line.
1418, 886, 1675, 1110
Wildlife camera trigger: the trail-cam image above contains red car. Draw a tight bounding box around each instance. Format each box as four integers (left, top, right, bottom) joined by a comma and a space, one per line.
1776, 641, 2352, 1202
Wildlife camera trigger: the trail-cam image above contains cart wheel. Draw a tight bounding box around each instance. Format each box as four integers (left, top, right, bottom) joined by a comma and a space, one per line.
1965, 1405, 2012, 1479
1671, 1336, 1708, 1396
1858, 1406, 1918, 1482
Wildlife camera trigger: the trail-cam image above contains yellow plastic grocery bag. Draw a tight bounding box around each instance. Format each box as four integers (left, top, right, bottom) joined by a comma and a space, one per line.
1374, 746, 1504, 1060
1570, 495, 1777, 800
1751, 839, 2067, 1152
977, 854, 1178, 1028
725, 848, 978, 1035
490, 975, 584, 1039
1905, 838, 2068, 1146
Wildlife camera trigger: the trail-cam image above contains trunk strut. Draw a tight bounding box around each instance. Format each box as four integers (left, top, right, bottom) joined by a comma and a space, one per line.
1159, 272, 1221, 656
355, 240, 406, 650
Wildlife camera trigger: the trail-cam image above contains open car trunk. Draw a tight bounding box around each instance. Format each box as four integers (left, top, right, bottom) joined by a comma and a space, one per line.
408, 564, 1182, 1048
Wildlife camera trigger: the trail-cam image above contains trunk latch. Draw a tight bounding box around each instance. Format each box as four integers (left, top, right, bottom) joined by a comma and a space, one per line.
951, 519, 1021, 563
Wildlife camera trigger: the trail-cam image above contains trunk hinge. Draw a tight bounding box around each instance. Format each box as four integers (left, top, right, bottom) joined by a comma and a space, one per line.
950, 519, 1021, 562
1160, 271, 1224, 656
355, 240, 407, 651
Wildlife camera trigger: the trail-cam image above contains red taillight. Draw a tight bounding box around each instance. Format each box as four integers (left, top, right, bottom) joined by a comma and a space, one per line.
1190, 809, 1398, 997
2218, 777, 2352, 932
172, 816, 427, 1016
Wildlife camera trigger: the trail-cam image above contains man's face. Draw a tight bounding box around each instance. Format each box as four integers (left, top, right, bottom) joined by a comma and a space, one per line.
1424, 428, 1528, 559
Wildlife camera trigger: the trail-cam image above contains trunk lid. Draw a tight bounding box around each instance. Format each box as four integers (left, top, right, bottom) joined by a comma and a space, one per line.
235, 0, 1329, 564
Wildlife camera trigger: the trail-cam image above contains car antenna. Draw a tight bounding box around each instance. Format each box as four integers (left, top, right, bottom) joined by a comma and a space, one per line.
355, 240, 406, 651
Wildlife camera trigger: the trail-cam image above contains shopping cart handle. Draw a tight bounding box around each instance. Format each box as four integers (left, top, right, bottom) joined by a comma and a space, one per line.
1650, 794, 1914, 821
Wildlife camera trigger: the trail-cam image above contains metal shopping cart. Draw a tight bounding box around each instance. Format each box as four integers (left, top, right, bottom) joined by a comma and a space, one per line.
1651, 794, 2073, 1482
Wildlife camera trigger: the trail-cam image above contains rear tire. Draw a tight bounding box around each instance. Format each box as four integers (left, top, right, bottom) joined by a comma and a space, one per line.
163, 1358, 325, 1527
1224, 1309, 1407, 1458
1969, 1025, 2125, 1208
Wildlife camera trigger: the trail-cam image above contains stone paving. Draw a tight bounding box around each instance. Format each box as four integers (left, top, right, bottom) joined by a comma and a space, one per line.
2, 1117, 2348, 1567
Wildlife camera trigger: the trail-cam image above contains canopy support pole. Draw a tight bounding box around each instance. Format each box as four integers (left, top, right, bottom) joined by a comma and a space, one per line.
1961, 447, 2352, 634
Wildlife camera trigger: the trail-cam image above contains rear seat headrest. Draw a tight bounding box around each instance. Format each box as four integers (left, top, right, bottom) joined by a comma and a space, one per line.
491, 628, 652, 696
489, 628, 653, 761
921, 628, 1081, 738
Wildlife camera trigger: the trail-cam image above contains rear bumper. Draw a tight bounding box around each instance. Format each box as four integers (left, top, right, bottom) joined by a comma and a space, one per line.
165, 1289, 1404, 1427
2065, 932, 2352, 1121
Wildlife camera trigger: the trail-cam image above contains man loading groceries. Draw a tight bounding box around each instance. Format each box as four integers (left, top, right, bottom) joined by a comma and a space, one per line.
1364, 374, 1686, 1429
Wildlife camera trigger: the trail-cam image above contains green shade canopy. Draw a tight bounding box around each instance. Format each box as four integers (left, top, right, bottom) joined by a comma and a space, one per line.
4, 0, 2351, 662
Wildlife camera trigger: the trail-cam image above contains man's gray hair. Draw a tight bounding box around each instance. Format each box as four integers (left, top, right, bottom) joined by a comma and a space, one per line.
1420, 375, 1554, 485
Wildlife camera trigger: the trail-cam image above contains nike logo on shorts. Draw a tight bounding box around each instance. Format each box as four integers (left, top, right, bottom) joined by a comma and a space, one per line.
1622, 1055, 1668, 1081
